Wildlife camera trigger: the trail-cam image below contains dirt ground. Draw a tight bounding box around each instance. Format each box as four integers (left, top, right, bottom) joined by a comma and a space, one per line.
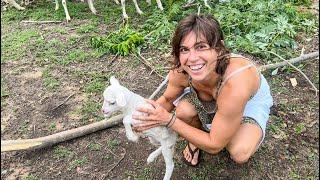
1, 1, 319, 180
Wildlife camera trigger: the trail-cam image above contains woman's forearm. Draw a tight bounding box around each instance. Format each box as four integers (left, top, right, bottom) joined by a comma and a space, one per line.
170, 117, 223, 154
156, 95, 175, 112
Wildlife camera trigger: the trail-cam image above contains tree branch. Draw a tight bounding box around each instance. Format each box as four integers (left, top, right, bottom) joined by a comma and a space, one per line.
261, 51, 319, 96
1, 114, 124, 152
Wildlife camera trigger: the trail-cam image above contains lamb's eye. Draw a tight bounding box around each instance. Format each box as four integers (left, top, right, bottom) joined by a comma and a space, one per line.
110, 102, 115, 105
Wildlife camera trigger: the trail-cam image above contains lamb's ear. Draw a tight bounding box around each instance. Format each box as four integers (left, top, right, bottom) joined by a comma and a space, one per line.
110, 76, 120, 86
115, 92, 126, 107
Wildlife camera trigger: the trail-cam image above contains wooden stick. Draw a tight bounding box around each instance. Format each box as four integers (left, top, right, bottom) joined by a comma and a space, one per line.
21, 20, 62, 24
261, 51, 319, 96
1, 114, 124, 152
258, 51, 319, 71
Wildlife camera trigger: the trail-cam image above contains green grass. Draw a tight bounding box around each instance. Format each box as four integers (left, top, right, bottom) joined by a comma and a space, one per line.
87, 143, 102, 151
68, 157, 87, 170
42, 69, 60, 90
1, 28, 39, 62
107, 139, 120, 150
53, 146, 73, 159
81, 100, 103, 123
23, 174, 36, 180
49, 122, 57, 131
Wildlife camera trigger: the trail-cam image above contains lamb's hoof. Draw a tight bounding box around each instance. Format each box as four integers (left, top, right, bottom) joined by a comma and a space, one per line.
137, 10, 143, 15
128, 135, 138, 142
66, 16, 71, 22
123, 14, 129, 19
18, 6, 25, 10
91, 9, 97, 15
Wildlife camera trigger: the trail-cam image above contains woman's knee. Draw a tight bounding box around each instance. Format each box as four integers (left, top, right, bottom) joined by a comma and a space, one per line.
227, 145, 252, 164
175, 100, 197, 123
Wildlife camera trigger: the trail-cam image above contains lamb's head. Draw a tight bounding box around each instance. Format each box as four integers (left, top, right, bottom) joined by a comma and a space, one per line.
101, 76, 128, 118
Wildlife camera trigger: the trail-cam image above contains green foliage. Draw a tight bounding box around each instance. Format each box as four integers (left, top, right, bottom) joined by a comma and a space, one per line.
43, 69, 60, 90
68, 157, 87, 170
53, 146, 73, 159
88, 143, 102, 151
49, 122, 56, 131
107, 139, 120, 150
91, 25, 144, 56
294, 122, 306, 134
23, 174, 36, 180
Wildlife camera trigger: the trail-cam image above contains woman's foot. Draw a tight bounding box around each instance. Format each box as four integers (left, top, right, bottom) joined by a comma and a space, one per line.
182, 142, 200, 166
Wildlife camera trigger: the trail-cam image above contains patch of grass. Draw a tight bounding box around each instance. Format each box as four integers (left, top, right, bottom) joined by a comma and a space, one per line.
87, 143, 102, 151
43, 70, 60, 90
23, 174, 36, 180
53, 146, 73, 159
294, 122, 306, 134
268, 115, 287, 134
18, 121, 29, 134
49, 122, 56, 131
107, 139, 120, 150
84, 78, 106, 93
81, 100, 103, 123
76, 23, 99, 34
1, 28, 39, 62
68, 157, 87, 170
58, 49, 92, 65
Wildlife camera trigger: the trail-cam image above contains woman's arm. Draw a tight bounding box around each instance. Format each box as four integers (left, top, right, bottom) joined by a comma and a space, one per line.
156, 69, 188, 111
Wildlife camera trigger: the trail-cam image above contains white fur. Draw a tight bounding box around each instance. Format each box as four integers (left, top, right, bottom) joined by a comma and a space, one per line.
55, 0, 97, 22
119, 0, 163, 19
102, 76, 177, 180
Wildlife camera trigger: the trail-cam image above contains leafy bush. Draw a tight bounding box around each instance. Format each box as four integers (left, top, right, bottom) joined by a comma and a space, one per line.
90, 25, 144, 56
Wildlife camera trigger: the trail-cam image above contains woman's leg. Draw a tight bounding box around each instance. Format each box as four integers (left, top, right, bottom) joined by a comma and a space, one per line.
226, 121, 263, 164
175, 100, 202, 166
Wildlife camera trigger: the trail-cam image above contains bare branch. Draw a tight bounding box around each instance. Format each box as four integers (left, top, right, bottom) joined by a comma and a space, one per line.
21, 20, 62, 24
261, 51, 319, 96
259, 51, 319, 71
1, 114, 124, 152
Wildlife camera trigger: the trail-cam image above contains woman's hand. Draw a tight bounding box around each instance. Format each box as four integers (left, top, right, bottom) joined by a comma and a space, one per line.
132, 99, 172, 132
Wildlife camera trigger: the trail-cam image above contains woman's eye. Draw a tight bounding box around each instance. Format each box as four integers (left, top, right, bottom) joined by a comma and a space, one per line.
196, 44, 209, 50
179, 47, 189, 53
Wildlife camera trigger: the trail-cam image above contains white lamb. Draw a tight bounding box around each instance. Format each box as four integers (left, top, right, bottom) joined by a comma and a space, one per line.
101, 76, 177, 180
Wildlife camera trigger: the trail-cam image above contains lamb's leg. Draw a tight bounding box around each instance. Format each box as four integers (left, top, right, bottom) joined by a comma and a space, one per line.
155, 0, 163, 10
123, 115, 139, 142
120, 0, 128, 19
55, 0, 59, 11
146, 0, 151, 5
61, 0, 71, 22
87, 0, 97, 14
114, 0, 119, 4
204, 0, 211, 9
161, 146, 174, 180
147, 146, 162, 164
6, 0, 25, 10
132, 0, 143, 15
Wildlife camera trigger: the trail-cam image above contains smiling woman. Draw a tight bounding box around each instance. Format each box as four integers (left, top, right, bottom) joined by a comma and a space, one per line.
133, 13, 273, 167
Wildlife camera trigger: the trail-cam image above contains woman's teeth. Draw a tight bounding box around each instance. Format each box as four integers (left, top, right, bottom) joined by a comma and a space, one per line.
189, 64, 204, 71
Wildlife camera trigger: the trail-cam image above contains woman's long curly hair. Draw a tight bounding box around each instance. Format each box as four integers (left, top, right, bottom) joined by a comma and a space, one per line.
171, 14, 230, 76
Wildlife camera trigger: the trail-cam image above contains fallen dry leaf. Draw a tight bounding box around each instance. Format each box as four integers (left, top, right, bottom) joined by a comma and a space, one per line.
290, 78, 298, 87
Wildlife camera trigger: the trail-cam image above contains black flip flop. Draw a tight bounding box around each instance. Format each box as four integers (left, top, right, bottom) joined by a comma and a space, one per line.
182, 143, 201, 167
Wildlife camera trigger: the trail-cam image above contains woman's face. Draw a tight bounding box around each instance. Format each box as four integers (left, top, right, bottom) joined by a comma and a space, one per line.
179, 31, 219, 82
